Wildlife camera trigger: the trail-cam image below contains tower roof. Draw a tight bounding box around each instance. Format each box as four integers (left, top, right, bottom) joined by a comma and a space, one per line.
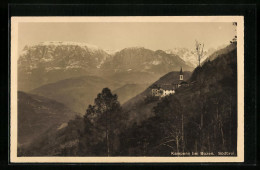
180, 67, 183, 75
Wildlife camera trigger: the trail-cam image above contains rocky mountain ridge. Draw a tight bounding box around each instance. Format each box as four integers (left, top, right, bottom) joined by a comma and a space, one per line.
18, 42, 194, 91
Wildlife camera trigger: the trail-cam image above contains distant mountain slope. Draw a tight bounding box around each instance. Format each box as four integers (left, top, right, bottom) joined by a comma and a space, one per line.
30, 75, 152, 113
107, 71, 161, 85
112, 83, 150, 104
18, 91, 78, 148
18, 41, 110, 91
30, 75, 124, 114
165, 45, 226, 67
101, 47, 194, 75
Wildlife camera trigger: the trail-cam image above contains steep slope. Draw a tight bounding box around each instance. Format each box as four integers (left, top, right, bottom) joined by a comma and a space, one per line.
118, 45, 238, 156
123, 71, 192, 108
18, 91, 78, 148
112, 83, 150, 104
202, 43, 237, 64
18, 41, 110, 91
122, 71, 192, 124
30, 75, 124, 114
122, 44, 236, 125
18, 115, 84, 156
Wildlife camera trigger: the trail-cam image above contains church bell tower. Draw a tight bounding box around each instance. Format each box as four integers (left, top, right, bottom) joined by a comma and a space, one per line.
179, 67, 183, 80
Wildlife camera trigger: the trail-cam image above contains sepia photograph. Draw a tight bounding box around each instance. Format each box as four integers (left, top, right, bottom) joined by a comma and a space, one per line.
10, 16, 244, 163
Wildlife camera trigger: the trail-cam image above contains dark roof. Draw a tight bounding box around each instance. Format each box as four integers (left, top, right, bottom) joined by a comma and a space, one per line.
180, 81, 188, 84
172, 80, 185, 85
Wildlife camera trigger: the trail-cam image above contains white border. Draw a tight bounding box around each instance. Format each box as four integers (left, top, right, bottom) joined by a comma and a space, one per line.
10, 16, 244, 163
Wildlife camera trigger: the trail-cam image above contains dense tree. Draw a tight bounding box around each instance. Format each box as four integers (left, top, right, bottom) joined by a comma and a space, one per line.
119, 95, 185, 156
153, 96, 184, 154
83, 88, 126, 156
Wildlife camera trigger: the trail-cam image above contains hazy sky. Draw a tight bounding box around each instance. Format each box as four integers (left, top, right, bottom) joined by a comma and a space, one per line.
18, 22, 236, 52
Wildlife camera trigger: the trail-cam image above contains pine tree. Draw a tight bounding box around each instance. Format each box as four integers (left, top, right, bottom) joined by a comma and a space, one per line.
84, 88, 124, 156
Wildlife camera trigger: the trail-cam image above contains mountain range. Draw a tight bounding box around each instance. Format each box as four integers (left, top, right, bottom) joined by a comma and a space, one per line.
17, 41, 195, 150
18, 41, 195, 114
18, 42, 237, 156
18, 41, 110, 91
18, 42, 194, 92
17, 41, 235, 156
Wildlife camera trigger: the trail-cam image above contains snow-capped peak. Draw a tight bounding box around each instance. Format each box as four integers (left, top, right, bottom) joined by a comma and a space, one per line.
38, 41, 100, 50
123, 46, 146, 50
104, 49, 120, 55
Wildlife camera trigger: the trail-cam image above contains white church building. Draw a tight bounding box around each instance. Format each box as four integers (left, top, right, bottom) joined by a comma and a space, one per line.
151, 67, 188, 98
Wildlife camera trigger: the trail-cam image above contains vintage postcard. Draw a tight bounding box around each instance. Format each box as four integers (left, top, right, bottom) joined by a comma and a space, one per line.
10, 16, 244, 163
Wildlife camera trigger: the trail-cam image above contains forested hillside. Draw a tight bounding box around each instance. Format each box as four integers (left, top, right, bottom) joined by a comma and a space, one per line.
17, 91, 78, 155
118, 45, 237, 156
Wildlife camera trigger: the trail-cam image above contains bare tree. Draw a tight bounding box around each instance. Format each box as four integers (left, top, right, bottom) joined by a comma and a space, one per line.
195, 40, 206, 67
194, 41, 207, 153
160, 124, 182, 155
